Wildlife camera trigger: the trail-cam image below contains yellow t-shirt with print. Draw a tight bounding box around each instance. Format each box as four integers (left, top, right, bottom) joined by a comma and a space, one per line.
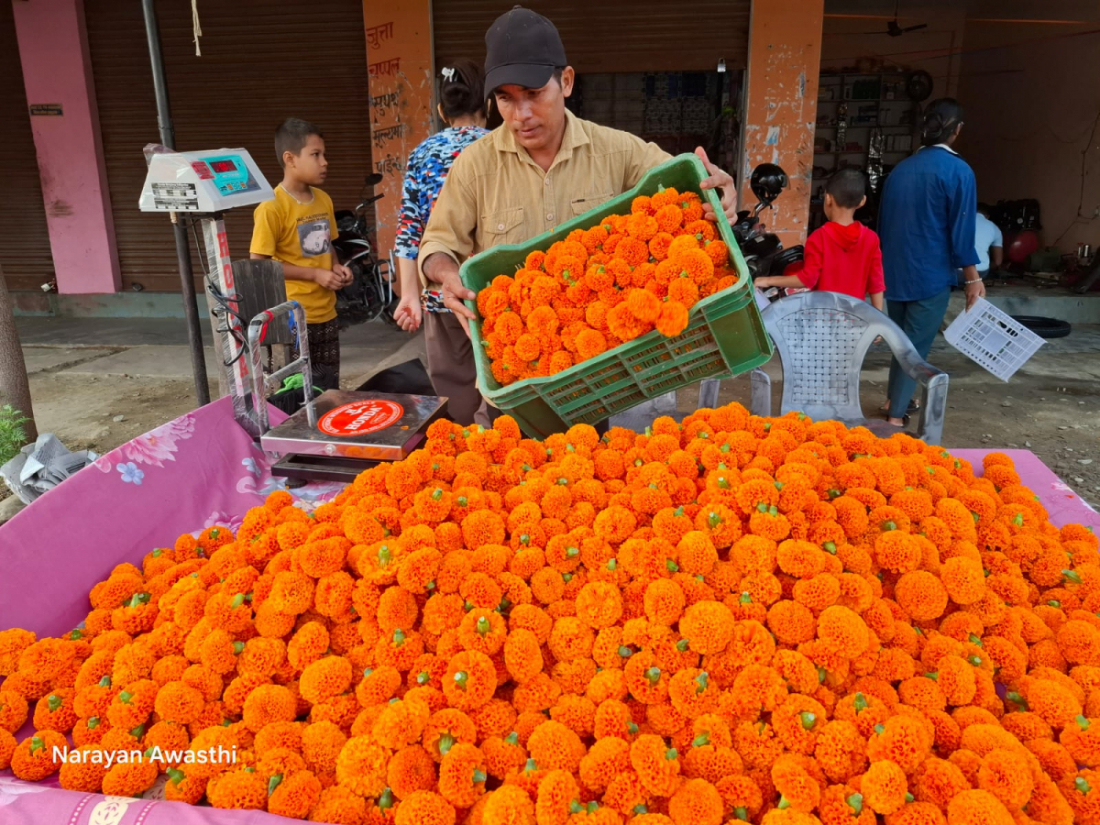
250, 186, 340, 324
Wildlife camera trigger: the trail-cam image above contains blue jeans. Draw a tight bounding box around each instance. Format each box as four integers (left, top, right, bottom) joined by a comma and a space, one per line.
886, 288, 951, 419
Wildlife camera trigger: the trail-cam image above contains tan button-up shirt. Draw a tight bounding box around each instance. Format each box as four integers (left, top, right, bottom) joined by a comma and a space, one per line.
417, 110, 671, 288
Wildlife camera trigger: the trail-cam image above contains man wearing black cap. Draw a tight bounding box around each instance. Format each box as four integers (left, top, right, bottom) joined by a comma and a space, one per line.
417, 5, 738, 427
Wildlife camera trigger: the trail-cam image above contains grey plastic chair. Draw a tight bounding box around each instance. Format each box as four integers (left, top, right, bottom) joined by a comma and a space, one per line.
698, 291, 948, 445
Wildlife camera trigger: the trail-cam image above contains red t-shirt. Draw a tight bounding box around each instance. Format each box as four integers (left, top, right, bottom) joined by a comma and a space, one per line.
796, 221, 885, 299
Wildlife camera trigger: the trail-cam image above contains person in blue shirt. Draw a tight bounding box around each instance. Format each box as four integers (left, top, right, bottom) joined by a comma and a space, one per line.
391, 60, 490, 424
962, 203, 1003, 284
393, 60, 490, 331
879, 99, 985, 427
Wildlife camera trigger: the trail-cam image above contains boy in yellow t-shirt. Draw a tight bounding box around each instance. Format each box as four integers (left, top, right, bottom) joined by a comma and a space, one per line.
250, 118, 352, 382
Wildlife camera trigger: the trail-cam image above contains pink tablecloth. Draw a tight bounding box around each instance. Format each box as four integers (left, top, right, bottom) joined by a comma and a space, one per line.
951, 448, 1099, 531
0, 397, 345, 639
0, 405, 1097, 823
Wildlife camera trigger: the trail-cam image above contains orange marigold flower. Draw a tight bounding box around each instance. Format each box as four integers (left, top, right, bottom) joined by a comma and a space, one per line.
10, 730, 67, 781
946, 789, 1015, 825
669, 777, 723, 825
626, 289, 662, 325
644, 579, 687, 626
862, 759, 909, 814
242, 683, 297, 732
656, 301, 690, 338
153, 680, 204, 725
438, 741, 488, 808
630, 733, 682, 796
102, 755, 160, 799
335, 735, 389, 798
679, 601, 734, 655
895, 570, 949, 622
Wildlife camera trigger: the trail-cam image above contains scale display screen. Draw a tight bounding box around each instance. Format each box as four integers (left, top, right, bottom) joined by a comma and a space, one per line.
139, 147, 274, 213
206, 153, 259, 196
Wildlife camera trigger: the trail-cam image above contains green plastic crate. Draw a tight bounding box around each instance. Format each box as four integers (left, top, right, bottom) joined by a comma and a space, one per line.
459, 153, 773, 438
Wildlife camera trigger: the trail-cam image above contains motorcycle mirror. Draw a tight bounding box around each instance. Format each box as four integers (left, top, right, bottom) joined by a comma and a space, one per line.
364, 172, 384, 187
750, 164, 789, 207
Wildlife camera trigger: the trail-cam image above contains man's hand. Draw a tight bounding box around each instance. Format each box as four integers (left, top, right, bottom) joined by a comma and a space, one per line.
394, 292, 422, 333
755, 276, 774, 289
694, 147, 738, 223
441, 272, 477, 336
964, 278, 986, 311
423, 253, 478, 336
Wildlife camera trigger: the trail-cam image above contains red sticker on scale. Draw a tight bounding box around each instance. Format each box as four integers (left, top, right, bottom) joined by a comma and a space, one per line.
318, 400, 404, 437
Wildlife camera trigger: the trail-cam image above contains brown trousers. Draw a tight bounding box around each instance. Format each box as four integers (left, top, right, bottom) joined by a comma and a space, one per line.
424, 311, 491, 428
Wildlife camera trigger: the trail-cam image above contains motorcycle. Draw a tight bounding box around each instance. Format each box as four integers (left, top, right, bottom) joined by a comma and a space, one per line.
735, 163, 806, 303
332, 172, 399, 329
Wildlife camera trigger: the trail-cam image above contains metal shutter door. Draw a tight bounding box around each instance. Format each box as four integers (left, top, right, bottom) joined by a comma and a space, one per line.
85, 0, 373, 293
433, 0, 750, 73
0, 2, 56, 292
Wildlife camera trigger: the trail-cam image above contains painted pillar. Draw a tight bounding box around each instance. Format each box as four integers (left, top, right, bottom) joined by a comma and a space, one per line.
740, 0, 825, 248
12, 0, 121, 294
362, 0, 435, 259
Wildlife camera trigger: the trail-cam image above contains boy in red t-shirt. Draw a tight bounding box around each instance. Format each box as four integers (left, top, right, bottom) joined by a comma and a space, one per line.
756, 168, 885, 310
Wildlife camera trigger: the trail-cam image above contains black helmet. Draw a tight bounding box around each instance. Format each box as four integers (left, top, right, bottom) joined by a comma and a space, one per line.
750, 164, 789, 205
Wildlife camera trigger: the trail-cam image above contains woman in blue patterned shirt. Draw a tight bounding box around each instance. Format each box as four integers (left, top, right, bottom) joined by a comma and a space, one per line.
393, 61, 489, 336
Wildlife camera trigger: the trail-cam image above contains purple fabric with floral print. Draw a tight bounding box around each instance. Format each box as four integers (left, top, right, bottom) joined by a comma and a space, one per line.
0, 397, 345, 638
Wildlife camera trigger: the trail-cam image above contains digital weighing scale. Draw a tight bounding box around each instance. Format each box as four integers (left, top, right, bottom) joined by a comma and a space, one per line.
139, 146, 448, 481
261, 390, 449, 482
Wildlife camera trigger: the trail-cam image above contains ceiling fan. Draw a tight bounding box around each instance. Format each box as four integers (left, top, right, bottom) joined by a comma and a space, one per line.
865, 1, 929, 37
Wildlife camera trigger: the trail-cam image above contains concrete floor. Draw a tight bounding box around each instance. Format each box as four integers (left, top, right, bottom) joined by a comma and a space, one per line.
16, 315, 420, 389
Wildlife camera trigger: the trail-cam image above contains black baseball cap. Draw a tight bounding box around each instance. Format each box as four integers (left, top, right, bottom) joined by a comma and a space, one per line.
484, 6, 567, 93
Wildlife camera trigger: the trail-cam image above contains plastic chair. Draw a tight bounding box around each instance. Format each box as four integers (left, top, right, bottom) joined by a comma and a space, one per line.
698, 291, 948, 445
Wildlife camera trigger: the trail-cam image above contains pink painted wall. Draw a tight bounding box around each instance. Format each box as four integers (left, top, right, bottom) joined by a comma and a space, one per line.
740, 0, 825, 248
12, 0, 120, 294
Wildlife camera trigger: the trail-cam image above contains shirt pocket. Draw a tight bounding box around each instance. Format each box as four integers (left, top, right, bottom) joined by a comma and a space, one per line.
570, 191, 615, 217
482, 206, 526, 246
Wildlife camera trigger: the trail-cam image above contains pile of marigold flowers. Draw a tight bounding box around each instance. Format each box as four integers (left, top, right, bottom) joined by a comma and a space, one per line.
2, 403, 1100, 825
474, 187, 739, 386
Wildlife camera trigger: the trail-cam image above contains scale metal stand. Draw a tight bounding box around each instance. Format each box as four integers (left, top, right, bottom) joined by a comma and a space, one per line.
246, 303, 448, 482
139, 146, 448, 482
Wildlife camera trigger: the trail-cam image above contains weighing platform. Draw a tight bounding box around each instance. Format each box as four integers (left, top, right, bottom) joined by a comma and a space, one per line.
263, 390, 448, 481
